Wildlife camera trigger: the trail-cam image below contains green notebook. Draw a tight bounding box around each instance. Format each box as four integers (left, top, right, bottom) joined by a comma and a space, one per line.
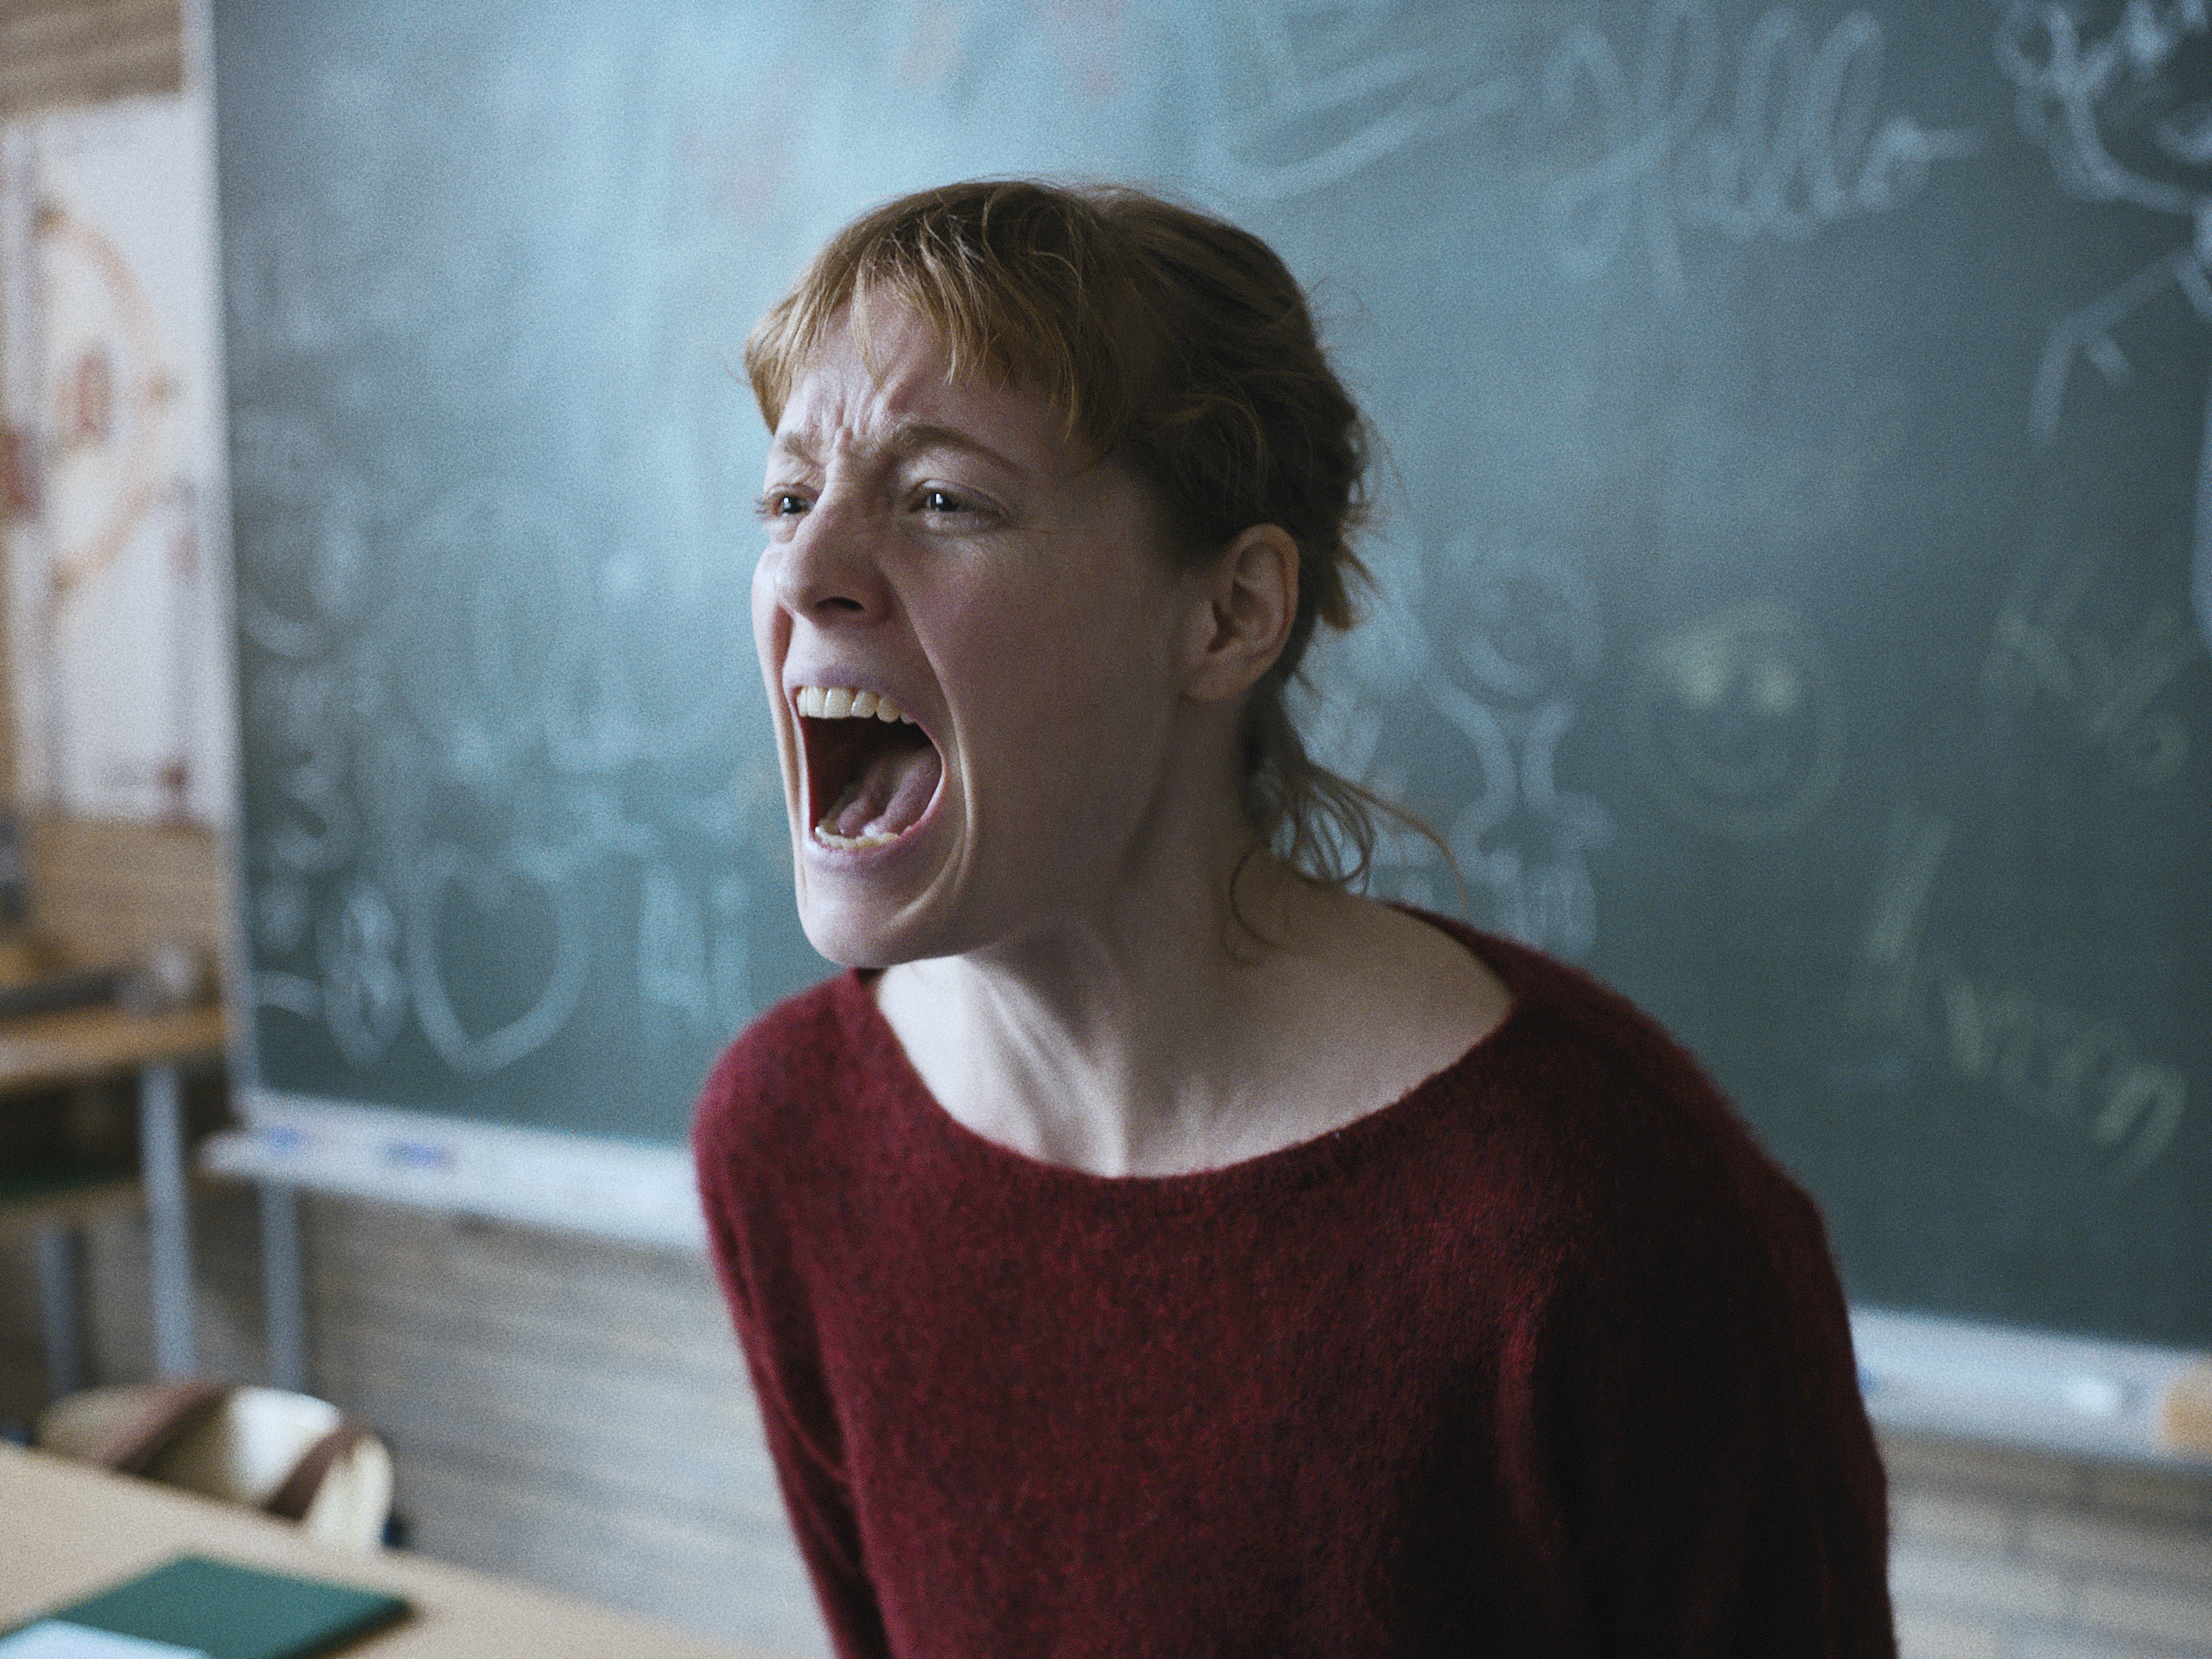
1, 1555, 409, 1659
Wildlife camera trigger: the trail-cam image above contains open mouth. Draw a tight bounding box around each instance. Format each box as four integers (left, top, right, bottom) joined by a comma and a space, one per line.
796, 685, 944, 850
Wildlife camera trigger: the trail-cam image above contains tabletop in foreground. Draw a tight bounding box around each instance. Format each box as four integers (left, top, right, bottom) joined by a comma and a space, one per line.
0, 1442, 787, 1659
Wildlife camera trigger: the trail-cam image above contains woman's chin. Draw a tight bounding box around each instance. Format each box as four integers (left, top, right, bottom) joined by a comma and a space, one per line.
788, 789, 963, 965
799, 915, 904, 970
793, 868, 946, 970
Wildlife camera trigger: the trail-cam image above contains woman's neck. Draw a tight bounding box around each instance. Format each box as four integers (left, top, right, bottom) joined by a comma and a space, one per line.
874, 858, 1512, 1177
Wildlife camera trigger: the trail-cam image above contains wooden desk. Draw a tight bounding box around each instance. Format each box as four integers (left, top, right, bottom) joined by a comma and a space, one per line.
0, 1443, 785, 1658
0, 1002, 228, 1381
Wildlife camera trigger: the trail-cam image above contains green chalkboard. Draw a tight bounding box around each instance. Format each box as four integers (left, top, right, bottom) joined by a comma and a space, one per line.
215, 0, 2211, 1347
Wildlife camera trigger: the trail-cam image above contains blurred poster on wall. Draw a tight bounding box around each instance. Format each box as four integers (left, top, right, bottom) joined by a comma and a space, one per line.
0, 86, 235, 827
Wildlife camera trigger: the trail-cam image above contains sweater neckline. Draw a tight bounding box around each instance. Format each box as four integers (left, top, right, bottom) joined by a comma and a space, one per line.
830, 909, 1542, 1199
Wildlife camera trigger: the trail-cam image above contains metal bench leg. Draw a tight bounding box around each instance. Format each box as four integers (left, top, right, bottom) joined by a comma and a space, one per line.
258, 1181, 306, 1392
31, 1220, 83, 1400
139, 1062, 194, 1377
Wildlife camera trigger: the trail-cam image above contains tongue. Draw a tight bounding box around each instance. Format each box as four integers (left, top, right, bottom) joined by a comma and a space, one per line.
823, 740, 942, 841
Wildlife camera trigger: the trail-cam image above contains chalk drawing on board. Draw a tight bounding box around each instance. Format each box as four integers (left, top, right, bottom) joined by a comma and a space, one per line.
1536, 0, 1977, 300
1632, 600, 1844, 840
1996, 1, 2212, 651
1849, 799, 2188, 1184
1983, 545, 2195, 783
1356, 534, 1613, 958
247, 660, 358, 878
227, 408, 375, 660
1201, 0, 1520, 200
407, 843, 591, 1079
391, 481, 597, 785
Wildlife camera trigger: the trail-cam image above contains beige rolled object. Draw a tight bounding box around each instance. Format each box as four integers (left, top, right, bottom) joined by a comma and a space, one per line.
2157, 1365, 2212, 1460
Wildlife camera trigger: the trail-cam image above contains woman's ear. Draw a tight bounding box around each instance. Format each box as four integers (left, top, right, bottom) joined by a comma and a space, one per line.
1183, 524, 1298, 703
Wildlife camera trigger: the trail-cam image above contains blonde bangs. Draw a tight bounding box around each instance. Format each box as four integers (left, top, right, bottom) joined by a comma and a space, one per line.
744, 185, 1126, 455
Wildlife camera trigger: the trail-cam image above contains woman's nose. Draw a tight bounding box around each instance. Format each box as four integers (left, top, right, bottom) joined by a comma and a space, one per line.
766, 497, 887, 621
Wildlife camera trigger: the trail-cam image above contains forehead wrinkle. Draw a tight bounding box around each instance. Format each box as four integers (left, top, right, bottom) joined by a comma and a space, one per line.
774, 324, 1079, 489
767, 427, 823, 468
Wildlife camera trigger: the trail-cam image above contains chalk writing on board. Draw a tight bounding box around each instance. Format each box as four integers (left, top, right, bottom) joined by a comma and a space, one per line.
1536, 0, 1977, 298
1996, 0, 2212, 650
638, 864, 755, 1032
1632, 601, 1843, 840
391, 482, 594, 776
1983, 547, 2194, 782
227, 409, 374, 661
1850, 799, 2187, 1183
322, 879, 407, 1069
248, 662, 357, 877
1203, 0, 1519, 201
223, 210, 460, 384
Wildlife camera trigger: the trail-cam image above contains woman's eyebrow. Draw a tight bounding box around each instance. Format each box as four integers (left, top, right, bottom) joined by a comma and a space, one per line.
765, 430, 821, 470
880, 419, 1024, 477
767, 419, 1027, 477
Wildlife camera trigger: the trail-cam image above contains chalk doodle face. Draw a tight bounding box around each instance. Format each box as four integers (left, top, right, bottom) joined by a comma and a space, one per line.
1632, 599, 1843, 840
1453, 533, 1605, 704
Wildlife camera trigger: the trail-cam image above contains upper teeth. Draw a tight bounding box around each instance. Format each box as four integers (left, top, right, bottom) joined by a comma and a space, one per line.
796, 685, 914, 724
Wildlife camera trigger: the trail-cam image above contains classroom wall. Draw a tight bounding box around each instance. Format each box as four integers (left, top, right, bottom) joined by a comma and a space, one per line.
0, 5, 2208, 1659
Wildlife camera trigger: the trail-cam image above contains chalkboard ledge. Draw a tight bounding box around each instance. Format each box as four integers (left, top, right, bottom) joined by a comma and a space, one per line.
201, 1092, 704, 1252
1853, 1307, 2212, 1469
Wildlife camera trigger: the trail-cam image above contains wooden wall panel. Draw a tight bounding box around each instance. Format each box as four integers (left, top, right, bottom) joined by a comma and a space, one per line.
23, 814, 225, 967
296, 1197, 825, 1656
0, 1, 182, 123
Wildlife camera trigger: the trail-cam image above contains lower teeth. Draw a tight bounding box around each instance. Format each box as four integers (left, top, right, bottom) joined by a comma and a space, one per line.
814, 823, 900, 850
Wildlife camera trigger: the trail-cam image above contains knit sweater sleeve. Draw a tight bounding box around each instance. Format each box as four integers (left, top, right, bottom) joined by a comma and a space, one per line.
1496, 984, 1895, 1658
693, 993, 893, 1659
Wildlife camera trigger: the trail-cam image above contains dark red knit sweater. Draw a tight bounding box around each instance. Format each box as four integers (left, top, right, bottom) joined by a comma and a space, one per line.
694, 920, 1895, 1658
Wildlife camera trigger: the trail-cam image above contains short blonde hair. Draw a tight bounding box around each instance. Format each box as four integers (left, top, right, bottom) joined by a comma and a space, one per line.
746, 179, 1397, 886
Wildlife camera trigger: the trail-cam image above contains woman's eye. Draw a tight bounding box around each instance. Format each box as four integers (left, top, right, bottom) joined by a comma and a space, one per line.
755, 490, 809, 520
918, 488, 967, 514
